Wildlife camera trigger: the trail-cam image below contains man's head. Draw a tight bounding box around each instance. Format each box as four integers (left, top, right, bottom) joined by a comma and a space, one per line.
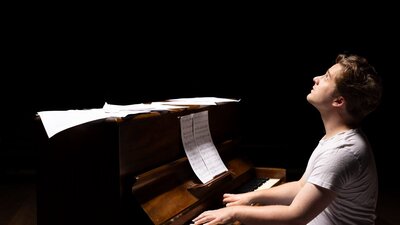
334, 54, 382, 124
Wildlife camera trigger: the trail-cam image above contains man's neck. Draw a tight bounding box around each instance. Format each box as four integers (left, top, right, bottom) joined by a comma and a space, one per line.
321, 113, 352, 140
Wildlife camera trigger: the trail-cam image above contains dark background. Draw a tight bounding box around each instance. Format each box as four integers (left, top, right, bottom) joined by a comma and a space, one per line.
1, 9, 398, 193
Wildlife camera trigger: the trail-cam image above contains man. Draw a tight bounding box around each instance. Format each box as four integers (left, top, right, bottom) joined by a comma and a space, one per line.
192, 54, 382, 225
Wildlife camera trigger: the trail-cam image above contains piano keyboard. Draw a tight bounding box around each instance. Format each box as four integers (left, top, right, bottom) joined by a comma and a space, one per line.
234, 177, 280, 193
188, 177, 281, 225
253, 178, 281, 191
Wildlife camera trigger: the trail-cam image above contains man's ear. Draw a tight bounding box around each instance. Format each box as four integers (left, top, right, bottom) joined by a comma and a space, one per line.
332, 96, 345, 107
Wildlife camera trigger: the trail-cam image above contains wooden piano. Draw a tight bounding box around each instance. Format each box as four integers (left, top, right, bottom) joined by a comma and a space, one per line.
35, 101, 285, 225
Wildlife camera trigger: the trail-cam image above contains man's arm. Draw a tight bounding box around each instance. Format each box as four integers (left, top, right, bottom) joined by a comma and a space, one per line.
195, 182, 335, 225
224, 175, 307, 206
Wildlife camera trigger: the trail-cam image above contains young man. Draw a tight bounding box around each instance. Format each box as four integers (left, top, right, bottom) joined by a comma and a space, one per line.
192, 54, 382, 225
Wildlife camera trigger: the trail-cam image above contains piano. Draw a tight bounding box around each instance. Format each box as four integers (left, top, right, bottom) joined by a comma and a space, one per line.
35, 101, 285, 225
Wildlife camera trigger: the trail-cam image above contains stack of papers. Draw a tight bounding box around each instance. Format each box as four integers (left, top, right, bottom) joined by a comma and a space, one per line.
38, 97, 240, 138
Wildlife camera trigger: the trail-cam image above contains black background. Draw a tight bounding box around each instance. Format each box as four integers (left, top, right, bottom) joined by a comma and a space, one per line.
1, 7, 399, 192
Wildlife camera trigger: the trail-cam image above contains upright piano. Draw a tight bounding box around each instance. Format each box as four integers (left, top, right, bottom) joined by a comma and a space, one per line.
36, 101, 285, 225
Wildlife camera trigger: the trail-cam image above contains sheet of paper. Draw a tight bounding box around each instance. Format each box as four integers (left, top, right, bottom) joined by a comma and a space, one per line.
193, 111, 228, 176
38, 109, 110, 139
180, 111, 227, 184
180, 114, 213, 183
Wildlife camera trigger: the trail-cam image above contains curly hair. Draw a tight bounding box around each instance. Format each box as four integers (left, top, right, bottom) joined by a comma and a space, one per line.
335, 54, 382, 125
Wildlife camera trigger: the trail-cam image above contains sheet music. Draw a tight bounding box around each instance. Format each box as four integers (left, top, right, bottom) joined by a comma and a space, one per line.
180, 111, 228, 184
180, 114, 214, 183
39, 98, 239, 139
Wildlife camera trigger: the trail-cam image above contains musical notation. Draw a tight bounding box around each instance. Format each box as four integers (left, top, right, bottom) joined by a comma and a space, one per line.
180, 111, 228, 183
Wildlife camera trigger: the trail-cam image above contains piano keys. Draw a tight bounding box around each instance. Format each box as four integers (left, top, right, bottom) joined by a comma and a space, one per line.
35, 101, 285, 225
234, 177, 280, 193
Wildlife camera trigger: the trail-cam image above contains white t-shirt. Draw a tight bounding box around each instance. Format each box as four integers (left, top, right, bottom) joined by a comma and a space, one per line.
304, 129, 378, 225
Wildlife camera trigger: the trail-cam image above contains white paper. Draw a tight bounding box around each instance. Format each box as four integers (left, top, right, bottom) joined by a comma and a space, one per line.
38, 98, 239, 139
38, 109, 110, 139
180, 114, 214, 183
38, 102, 189, 139
193, 111, 228, 177
180, 111, 228, 183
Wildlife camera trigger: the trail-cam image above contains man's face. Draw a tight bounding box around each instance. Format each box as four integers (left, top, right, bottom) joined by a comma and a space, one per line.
306, 63, 343, 112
